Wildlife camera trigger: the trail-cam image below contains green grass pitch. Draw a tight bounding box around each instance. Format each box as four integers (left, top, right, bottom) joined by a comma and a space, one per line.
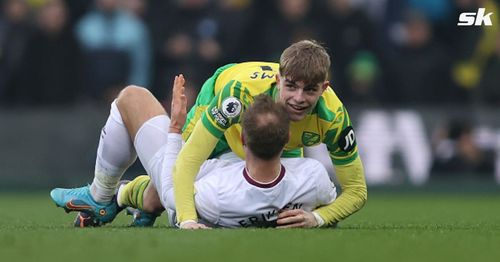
0, 192, 499, 262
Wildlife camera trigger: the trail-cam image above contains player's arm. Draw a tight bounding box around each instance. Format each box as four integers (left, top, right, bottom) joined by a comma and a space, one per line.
173, 80, 248, 228
173, 125, 217, 228
313, 156, 366, 226
314, 106, 367, 226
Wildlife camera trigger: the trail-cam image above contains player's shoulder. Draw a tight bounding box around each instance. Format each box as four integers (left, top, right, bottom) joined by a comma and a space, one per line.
215, 61, 278, 96
224, 62, 279, 74
198, 161, 246, 185
231, 61, 279, 72
202, 161, 250, 196
281, 158, 327, 176
200, 159, 237, 175
315, 86, 346, 122
207, 160, 245, 175
281, 158, 329, 189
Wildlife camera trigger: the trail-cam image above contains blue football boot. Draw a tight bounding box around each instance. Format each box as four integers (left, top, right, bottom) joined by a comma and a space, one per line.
126, 207, 161, 227
71, 180, 131, 227
74, 212, 98, 228
50, 185, 119, 225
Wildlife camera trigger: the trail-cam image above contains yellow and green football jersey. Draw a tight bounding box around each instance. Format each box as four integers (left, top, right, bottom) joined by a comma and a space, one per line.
174, 61, 366, 225
182, 62, 359, 165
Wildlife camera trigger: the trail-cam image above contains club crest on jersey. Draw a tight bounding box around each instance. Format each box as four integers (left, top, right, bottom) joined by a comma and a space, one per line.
302, 132, 320, 146
221, 97, 242, 118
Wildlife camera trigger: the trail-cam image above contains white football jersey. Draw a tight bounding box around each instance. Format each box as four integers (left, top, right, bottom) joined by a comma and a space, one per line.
193, 158, 337, 228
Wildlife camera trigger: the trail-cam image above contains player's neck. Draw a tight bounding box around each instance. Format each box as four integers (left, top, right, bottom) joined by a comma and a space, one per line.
245, 154, 282, 184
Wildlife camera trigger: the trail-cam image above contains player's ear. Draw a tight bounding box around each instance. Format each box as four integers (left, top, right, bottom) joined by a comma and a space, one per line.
241, 134, 246, 146
276, 74, 281, 87
321, 80, 329, 92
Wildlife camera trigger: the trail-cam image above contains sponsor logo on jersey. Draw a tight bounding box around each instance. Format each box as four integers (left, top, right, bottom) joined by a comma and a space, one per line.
221, 97, 242, 118
302, 132, 321, 146
338, 126, 356, 152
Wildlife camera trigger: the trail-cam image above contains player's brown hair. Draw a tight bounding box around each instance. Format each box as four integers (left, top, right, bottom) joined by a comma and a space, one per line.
279, 40, 330, 85
242, 94, 289, 160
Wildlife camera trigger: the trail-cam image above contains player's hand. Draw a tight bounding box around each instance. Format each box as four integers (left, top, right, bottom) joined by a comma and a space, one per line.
276, 209, 318, 228
169, 74, 187, 134
179, 221, 212, 230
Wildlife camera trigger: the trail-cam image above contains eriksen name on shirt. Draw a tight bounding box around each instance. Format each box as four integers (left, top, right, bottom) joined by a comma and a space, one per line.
237, 202, 304, 228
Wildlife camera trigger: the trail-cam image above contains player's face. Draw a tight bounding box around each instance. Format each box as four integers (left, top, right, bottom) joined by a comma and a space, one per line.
277, 75, 327, 121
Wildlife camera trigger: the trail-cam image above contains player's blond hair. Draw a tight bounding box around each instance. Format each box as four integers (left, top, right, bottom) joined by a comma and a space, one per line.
279, 40, 330, 85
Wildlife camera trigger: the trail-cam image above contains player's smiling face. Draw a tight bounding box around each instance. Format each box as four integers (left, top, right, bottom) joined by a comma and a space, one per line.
277, 75, 328, 121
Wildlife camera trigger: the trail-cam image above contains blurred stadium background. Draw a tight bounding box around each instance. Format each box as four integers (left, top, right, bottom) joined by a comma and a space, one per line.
0, 0, 499, 191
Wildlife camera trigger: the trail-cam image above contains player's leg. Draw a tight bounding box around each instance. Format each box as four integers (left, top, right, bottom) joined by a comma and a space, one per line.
118, 129, 183, 226
89, 96, 142, 204
89, 84, 167, 204
115, 86, 167, 141
115, 75, 189, 226
115, 176, 162, 213
74, 176, 163, 228
112, 89, 171, 225
120, 74, 187, 195
50, 84, 168, 224
115, 175, 163, 227
116, 75, 187, 226
73, 180, 130, 228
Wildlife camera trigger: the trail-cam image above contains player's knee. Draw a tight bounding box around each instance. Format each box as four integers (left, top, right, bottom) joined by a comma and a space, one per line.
116, 85, 153, 111
117, 85, 151, 103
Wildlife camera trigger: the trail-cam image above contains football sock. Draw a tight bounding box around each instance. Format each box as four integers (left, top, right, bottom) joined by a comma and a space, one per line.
117, 175, 151, 209
90, 101, 137, 204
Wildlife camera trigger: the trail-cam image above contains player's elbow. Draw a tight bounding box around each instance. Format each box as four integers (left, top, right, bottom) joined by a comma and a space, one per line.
358, 184, 367, 207
348, 184, 368, 209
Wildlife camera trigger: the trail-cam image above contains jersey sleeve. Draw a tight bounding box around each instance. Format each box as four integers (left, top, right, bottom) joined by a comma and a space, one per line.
201, 80, 252, 138
318, 105, 367, 225
173, 121, 220, 223
197, 159, 234, 181
322, 105, 359, 166
314, 156, 367, 226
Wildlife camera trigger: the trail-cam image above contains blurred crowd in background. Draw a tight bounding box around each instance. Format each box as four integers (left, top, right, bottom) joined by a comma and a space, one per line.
1, 0, 499, 107
0, 0, 499, 184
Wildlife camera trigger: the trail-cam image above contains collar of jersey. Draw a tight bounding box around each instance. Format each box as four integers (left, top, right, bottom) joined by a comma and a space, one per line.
243, 164, 286, 188
270, 83, 278, 102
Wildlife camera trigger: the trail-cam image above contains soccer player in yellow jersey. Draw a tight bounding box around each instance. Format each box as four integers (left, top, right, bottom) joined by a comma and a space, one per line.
50, 40, 366, 228
171, 40, 367, 229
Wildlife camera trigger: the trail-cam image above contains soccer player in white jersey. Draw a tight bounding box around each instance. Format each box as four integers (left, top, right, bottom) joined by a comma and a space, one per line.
51, 76, 336, 228
151, 93, 336, 228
